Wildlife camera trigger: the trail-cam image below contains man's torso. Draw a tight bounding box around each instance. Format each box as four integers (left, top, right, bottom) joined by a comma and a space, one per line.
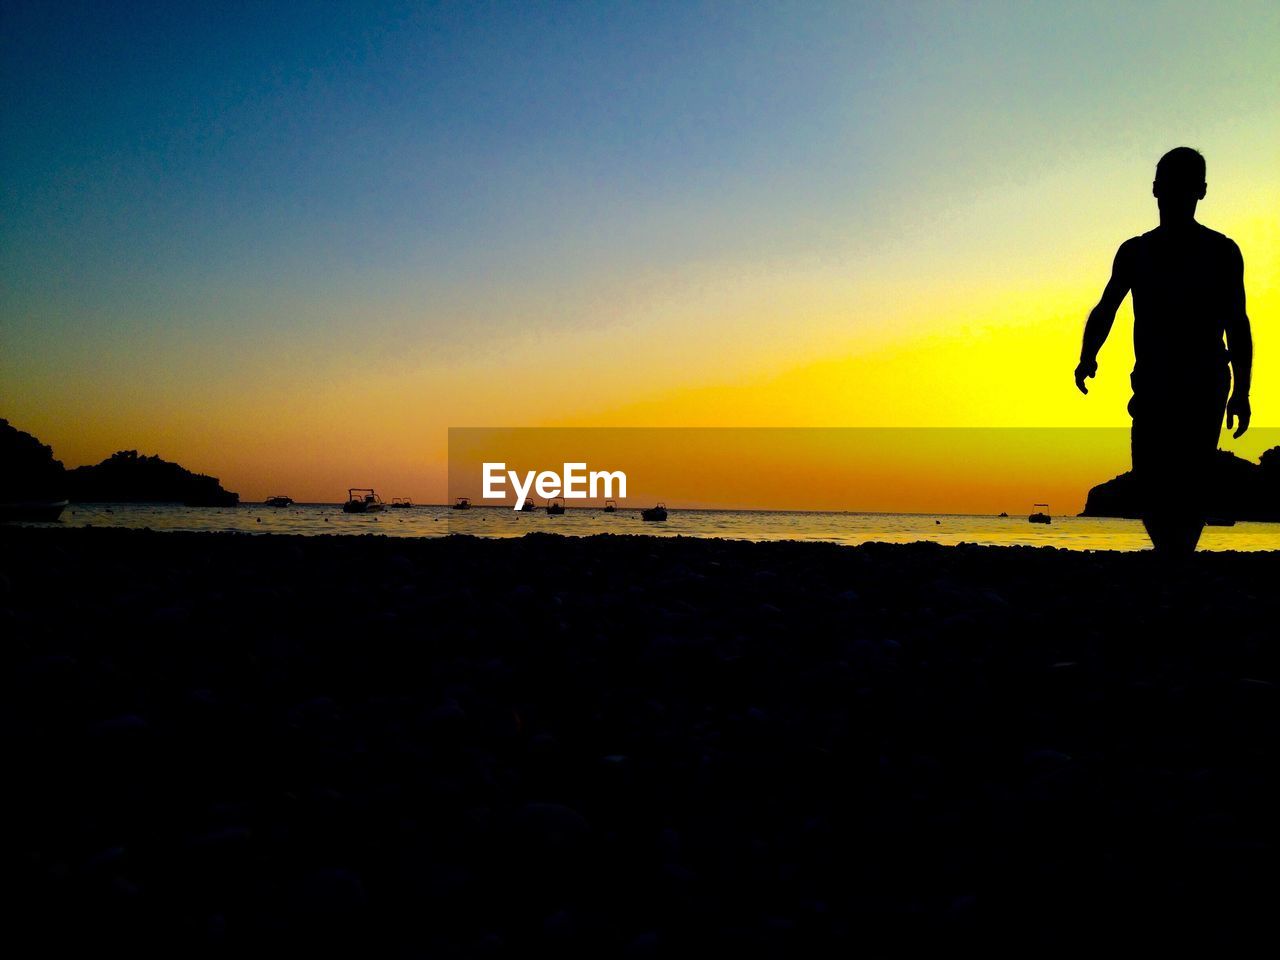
1127, 223, 1235, 391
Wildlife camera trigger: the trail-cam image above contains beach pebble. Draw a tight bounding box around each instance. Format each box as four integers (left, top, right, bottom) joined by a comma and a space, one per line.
979, 588, 1009, 608
515, 803, 590, 852
625, 931, 661, 956
110, 875, 141, 899
528, 732, 560, 758
1025, 748, 1073, 769
657, 827, 682, 860
25, 653, 78, 680
431, 699, 467, 725
83, 845, 127, 872
946, 894, 978, 922
1236, 677, 1276, 692
149, 604, 190, 625
542, 908, 577, 939
206, 913, 226, 940
186, 826, 252, 849
662, 861, 696, 895
185, 687, 220, 708
293, 867, 367, 912
91, 713, 148, 736
472, 931, 504, 953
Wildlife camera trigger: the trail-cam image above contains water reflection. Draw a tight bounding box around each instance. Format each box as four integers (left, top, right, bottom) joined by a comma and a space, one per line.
30, 503, 1280, 552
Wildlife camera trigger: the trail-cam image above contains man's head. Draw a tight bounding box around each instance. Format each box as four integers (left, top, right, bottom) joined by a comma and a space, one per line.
1153, 147, 1206, 222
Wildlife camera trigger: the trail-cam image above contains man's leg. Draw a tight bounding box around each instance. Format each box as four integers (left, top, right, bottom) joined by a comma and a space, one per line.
1132, 402, 1178, 553
1181, 376, 1231, 548
1133, 381, 1228, 555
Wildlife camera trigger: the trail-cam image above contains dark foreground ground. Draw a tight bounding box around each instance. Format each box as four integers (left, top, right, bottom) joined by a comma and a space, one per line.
3, 527, 1278, 956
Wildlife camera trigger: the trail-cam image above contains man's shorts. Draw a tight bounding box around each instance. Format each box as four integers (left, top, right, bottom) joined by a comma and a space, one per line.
1127, 365, 1230, 519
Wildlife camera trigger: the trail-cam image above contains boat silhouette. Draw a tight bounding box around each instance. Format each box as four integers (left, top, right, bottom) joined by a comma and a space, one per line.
264, 495, 293, 507
641, 503, 668, 522
546, 498, 565, 515
1028, 503, 1051, 524
343, 488, 385, 513
603, 499, 617, 513
453, 497, 471, 510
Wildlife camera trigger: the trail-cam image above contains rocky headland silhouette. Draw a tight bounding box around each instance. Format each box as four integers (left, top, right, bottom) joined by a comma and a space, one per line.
1, 419, 239, 507
1082, 446, 1280, 521
67, 450, 240, 506
0, 418, 68, 502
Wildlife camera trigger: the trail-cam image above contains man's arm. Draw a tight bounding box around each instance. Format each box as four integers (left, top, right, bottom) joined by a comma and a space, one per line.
1225, 241, 1252, 437
1076, 240, 1134, 394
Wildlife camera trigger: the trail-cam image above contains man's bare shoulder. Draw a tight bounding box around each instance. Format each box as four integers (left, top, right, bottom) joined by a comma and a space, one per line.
1198, 224, 1243, 259
1114, 234, 1147, 266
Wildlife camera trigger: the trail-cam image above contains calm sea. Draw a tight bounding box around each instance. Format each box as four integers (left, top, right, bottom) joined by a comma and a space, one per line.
23, 503, 1280, 551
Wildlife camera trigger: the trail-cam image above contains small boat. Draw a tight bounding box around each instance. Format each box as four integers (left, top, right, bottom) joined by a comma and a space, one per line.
390, 497, 414, 508
603, 499, 617, 513
641, 503, 668, 522
1028, 503, 1051, 524
343, 488, 385, 513
0, 499, 69, 523
520, 499, 537, 512
998, 512, 1009, 518
1205, 517, 1236, 527
453, 497, 472, 510
546, 498, 565, 515
264, 495, 294, 507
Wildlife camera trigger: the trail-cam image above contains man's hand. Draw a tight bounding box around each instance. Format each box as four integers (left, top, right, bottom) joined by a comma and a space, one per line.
1074, 358, 1098, 395
1227, 393, 1251, 438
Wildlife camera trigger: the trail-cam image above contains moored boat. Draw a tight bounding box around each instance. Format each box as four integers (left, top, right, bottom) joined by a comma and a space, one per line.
1028, 503, 1051, 524
641, 503, 668, 522
603, 499, 617, 513
343, 488, 385, 513
453, 497, 471, 510
546, 498, 566, 515
264, 495, 294, 507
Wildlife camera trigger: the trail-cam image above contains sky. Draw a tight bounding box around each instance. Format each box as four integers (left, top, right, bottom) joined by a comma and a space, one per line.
3, 1, 1278, 505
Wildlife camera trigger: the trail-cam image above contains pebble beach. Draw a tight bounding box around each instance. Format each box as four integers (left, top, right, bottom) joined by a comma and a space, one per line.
5, 527, 1278, 955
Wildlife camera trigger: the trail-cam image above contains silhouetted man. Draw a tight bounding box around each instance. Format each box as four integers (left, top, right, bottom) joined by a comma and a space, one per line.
1075, 147, 1252, 554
